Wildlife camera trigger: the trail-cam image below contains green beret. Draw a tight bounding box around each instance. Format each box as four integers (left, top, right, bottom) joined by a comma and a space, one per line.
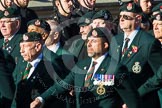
88, 27, 111, 43
0, 7, 20, 19
152, 3, 162, 13
92, 9, 113, 21
21, 32, 42, 42
27, 19, 51, 32
152, 12, 162, 21
119, 2, 142, 13
77, 11, 95, 27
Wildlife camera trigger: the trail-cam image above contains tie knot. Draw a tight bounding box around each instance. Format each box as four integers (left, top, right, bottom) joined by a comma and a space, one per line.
125, 38, 130, 42
92, 61, 97, 67
4, 39, 9, 43
26, 63, 32, 69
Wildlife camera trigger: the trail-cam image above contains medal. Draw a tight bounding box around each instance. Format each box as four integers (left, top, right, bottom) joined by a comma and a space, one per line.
96, 84, 106, 95
132, 62, 141, 74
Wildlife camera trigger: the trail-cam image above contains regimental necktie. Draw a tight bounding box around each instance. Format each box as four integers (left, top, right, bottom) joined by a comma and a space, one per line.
122, 38, 130, 56
3, 39, 9, 50
84, 61, 97, 87
22, 63, 32, 80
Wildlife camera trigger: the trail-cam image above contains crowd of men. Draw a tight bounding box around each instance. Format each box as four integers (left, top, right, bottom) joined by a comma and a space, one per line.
0, 0, 162, 108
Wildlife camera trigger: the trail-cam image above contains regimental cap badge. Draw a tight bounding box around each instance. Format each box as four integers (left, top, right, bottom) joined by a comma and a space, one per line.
160, 6, 162, 12
127, 3, 133, 10
92, 30, 98, 37
35, 20, 41, 26
104, 13, 108, 20
23, 34, 29, 41
85, 18, 90, 24
156, 14, 161, 20
4, 10, 9, 17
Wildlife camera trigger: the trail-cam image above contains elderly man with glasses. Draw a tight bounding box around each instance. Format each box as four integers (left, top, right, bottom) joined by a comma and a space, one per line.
0, 7, 22, 108
110, 2, 162, 108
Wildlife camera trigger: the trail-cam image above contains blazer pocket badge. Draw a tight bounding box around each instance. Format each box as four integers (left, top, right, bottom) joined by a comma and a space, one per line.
132, 62, 141, 74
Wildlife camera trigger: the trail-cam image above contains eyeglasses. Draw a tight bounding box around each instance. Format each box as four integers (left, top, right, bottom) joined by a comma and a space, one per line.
119, 15, 135, 20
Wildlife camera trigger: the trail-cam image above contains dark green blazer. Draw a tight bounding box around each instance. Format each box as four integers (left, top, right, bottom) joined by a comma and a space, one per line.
40, 54, 141, 108
0, 34, 22, 108
111, 30, 162, 108
68, 38, 88, 61
0, 49, 15, 108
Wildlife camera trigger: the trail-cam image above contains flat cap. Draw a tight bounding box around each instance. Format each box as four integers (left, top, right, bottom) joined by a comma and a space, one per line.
119, 2, 142, 13
27, 19, 51, 32
21, 32, 42, 42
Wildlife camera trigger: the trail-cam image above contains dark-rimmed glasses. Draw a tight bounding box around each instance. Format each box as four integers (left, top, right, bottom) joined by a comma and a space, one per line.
119, 15, 135, 20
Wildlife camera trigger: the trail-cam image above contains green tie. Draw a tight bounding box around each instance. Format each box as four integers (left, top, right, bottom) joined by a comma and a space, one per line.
84, 61, 97, 87
3, 39, 9, 50
22, 63, 32, 80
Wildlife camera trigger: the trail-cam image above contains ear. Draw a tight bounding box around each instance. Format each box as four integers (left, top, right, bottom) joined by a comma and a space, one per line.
35, 43, 42, 52
53, 32, 59, 40
104, 42, 109, 49
15, 19, 21, 29
55, 0, 60, 7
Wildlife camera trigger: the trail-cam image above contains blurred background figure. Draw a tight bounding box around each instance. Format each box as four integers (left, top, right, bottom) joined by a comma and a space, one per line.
12, 0, 38, 33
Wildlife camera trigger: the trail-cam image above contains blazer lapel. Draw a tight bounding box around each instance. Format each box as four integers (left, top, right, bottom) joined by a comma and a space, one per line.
120, 31, 142, 64
77, 58, 91, 87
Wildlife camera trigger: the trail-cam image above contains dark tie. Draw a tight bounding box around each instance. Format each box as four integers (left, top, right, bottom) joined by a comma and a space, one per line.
122, 38, 130, 56
22, 63, 32, 80
3, 39, 9, 50
84, 61, 97, 87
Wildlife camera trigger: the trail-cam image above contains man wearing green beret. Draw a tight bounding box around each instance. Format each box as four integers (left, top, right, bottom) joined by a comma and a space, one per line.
111, 2, 162, 108
30, 27, 141, 108
68, 11, 95, 61
138, 12, 162, 108
92, 9, 117, 35
11, 32, 70, 108
0, 7, 22, 108
27, 18, 51, 42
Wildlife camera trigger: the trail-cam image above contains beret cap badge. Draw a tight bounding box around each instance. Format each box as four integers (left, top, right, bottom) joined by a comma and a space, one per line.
92, 30, 98, 37
156, 14, 161, 20
23, 35, 29, 41
104, 13, 108, 20
127, 3, 133, 11
4, 11, 9, 17
35, 20, 41, 26
85, 18, 90, 24
160, 6, 162, 12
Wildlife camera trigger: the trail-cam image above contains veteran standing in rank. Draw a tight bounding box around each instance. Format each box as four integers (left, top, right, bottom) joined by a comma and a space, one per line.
30, 27, 141, 108
110, 2, 162, 108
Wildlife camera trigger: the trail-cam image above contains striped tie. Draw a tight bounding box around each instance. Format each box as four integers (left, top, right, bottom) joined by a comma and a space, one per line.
22, 63, 32, 80
122, 38, 130, 56
84, 61, 97, 87
3, 39, 9, 50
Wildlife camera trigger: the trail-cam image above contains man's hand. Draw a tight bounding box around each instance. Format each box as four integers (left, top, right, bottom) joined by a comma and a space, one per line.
122, 104, 128, 108
30, 98, 42, 108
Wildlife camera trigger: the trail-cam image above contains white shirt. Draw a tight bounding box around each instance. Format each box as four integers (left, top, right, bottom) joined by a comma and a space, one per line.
27, 53, 43, 79
86, 52, 108, 80
47, 42, 60, 53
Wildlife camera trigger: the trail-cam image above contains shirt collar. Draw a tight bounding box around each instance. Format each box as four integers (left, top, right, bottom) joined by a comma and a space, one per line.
29, 53, 43, 68
92, 52, 108, 64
